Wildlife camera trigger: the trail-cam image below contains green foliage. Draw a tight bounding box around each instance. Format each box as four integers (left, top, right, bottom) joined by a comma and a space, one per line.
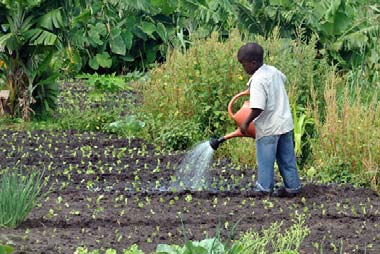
0, 244, 14, 254
0, 169, 45, 228
235, 213, 310, 254
76, 73, 135, 93
0, 0, 74, 120
291, 104, 314, 169
155, 119, 201, 151
105, 115, 145, 138
24, 79, 133, 133
140, 30, 244, 150
310, 85, 380, 191
64, 0, 173, 73
156, 213, 309, 254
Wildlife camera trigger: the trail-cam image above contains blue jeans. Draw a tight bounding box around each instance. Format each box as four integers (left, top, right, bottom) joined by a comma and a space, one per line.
255, 131, 301, 193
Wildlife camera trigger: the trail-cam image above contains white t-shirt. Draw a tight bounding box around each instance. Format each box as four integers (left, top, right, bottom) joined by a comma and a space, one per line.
248, 64, 294, 140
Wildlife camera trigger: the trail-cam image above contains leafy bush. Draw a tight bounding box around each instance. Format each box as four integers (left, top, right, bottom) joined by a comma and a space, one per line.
0, 169, 45, 228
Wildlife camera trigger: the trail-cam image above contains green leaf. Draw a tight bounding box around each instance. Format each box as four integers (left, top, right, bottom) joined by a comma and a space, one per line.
139, 21, 156, 39
110, 35, 126, 55
25, 29, 57, 45
89, 57, 99, 70
120, 54, 135, 62
145, 46, 157, 63
151, 0, 177, 15
39, 9, 63, 30
123, 30, 133, 50
156, 22, 168, 42
88, 23, 107, 46
96, 52, 112, 68
156, 244, 182, 254
184, 240, 208, 254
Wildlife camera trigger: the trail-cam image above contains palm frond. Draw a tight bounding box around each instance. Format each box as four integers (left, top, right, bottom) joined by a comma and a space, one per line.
25, 28, 58, 45
38, 9, 64, 30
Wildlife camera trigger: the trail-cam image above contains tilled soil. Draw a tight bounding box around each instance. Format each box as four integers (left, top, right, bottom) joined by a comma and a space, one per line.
0, 130, 379, 253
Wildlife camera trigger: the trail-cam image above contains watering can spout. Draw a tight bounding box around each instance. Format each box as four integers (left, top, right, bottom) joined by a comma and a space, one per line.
209, 137, 226, 150
209, 89, 256, 150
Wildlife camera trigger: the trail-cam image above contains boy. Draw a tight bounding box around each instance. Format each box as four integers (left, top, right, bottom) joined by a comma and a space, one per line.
238, 42, 301, 197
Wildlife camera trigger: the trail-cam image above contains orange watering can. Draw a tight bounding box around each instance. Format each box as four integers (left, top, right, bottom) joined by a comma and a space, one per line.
209, 89, 256, 150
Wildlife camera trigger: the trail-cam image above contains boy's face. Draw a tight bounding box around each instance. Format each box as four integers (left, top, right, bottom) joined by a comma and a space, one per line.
240, 60, 260, 75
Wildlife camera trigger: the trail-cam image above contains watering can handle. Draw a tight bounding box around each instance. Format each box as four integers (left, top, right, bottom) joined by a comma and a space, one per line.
227, 89, 250, 118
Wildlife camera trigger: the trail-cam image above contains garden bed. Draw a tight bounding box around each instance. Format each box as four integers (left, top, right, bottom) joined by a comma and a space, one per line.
0, 130, 379, 253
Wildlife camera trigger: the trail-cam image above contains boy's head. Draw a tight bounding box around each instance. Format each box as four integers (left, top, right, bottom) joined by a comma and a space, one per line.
237, 43, 264, 75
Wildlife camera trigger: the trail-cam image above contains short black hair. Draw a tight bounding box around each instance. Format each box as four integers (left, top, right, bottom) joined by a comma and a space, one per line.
237, 43, 264, 63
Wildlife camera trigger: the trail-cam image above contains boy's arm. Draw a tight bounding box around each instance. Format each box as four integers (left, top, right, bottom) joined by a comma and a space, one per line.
240, 108, 262, 135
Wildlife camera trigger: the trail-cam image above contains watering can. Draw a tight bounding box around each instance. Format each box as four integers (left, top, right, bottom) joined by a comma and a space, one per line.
209, 89, 256, 150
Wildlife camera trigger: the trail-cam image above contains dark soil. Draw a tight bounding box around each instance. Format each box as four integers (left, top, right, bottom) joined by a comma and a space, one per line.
0, 130, 379, 253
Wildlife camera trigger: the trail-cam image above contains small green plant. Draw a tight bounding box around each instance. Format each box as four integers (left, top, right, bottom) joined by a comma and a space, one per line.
0, 169, 45, 228
105, 115, 145, 137
76, 73, 136, 92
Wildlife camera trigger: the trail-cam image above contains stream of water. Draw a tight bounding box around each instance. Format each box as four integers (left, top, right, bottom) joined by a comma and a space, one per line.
171, 141, 214, 191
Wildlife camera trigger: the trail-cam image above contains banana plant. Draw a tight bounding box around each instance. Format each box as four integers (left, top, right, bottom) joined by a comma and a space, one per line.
305, 0, 380, 68
0, 0, 73, 120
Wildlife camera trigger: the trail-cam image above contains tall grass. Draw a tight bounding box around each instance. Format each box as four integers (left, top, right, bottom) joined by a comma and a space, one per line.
0, 169, 45, 228
310, 73, 380, 191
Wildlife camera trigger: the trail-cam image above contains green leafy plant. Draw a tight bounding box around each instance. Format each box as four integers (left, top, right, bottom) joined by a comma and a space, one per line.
0, 1, 75, 120
76, 73, 134, 92
0, 169, 45, 228
105, 115, 145, 138
65, 0, 172, 73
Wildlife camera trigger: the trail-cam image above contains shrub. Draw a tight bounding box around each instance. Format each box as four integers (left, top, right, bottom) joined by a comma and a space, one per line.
0, 169, 45, 228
